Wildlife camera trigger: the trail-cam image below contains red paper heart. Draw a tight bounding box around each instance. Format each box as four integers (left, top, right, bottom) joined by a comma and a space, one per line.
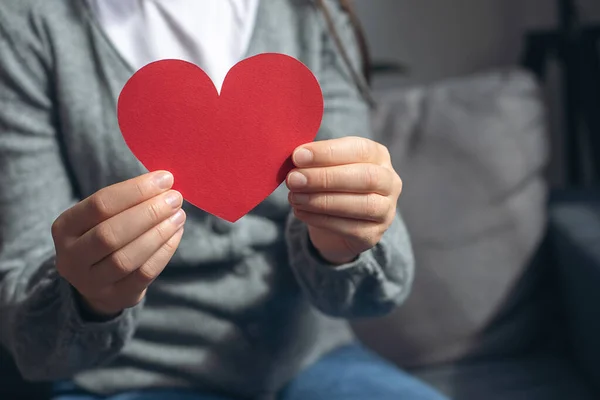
118, 54, 324, 222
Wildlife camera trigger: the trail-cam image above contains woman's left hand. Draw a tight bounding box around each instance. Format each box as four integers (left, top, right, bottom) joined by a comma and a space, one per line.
287, 136, 403, 265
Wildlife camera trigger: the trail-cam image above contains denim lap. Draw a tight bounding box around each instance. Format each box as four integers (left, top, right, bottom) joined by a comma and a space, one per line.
280, 344, 449, 400
52, 345, 447, 400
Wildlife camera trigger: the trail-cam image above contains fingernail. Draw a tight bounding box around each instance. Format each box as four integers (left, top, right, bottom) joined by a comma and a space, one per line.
165, 191, 182, 208
294, 148, 313, 167
291, 193, 309, 205
154, 171, 174, 189
288, 172, 308, 188
170, 209, 186, 225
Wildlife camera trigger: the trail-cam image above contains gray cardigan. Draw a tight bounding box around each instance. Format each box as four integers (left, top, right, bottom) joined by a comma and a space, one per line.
0, 0, 415, 398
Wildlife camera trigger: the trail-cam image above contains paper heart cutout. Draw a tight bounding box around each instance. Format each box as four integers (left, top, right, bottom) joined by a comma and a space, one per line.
118, 54, 324, 222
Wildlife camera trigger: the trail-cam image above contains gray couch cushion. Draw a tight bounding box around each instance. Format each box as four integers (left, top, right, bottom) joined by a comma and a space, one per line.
551, 195, 600, 393
411, 354, 595, 400
353, 69, 549, 367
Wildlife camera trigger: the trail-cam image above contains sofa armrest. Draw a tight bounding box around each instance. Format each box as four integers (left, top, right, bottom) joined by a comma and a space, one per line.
549, 191, 600, 393
0, 346, 50, 399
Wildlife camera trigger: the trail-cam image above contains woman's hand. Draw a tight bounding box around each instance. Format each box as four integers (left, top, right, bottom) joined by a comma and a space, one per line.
287, 137, 402, 265
52, 171, 186, 318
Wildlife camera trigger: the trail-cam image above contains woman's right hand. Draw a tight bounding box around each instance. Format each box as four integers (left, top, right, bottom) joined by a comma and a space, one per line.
51, 171, 186, 318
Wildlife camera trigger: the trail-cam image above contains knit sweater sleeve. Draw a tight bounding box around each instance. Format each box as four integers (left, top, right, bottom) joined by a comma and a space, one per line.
0, 6, 140, 381
286, 1, 415, 318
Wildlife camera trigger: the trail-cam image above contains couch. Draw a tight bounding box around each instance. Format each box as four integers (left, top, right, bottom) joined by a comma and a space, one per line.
2, 69, 599, 400
353, 68, 600, 400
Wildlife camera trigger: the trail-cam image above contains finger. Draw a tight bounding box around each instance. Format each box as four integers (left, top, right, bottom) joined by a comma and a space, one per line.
112, 227, 185, 297
293, 209, 382, 246
287, 164, 395, 195
292, 137, 390, 168
289, 192, 392, 223
72, 190, 183, 265
89, 209, 186, 285
60, 171, 174, 236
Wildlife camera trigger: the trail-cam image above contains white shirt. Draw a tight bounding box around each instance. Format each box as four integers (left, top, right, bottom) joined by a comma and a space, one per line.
87, 0, 260, 92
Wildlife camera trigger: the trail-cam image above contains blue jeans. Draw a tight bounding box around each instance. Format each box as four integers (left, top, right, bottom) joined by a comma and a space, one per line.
52, 344, 448, 400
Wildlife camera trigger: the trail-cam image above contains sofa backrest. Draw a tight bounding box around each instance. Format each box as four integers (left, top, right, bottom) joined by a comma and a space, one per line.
353, 68, 550, 367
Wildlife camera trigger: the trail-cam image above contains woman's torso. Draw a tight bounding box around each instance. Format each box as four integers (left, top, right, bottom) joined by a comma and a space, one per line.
29, 0, 355, 397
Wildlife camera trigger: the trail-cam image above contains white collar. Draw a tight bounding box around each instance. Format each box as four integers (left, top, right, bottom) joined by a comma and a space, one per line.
87, 0, 260, 92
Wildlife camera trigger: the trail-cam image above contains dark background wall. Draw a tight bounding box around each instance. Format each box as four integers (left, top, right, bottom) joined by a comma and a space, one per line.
355, 0, 600, 186
355, 0, 600, 87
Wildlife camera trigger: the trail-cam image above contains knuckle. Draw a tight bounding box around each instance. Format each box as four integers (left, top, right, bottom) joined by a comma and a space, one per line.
367, 227, 382, 246
145, 200, 163, 224
325, 143, 337, 161
379, 143, 392, 162
94, 223, 119, 250
89, 194, 111, 220
135, 266, 157, 286
347, 219, 364, 238
358, 226, 380, 248
319, 168, 333, 190
356, 138, 371, 162
109, 249, 135, 275
396, 175, 404, 193
154, 221, 173, 243
164, 232, 182, 253
51, 217, 64, 241
385, 197, 395, 219
347, 223, 380, 249
293, 207, 305, 221
385, 212, 396, 229
365, 194, 385, 220
364, 165, 382, 191
133, 180, 148, 199
320, 213, 335, 228
315, 194, 330, 213
62, 238, 78, 254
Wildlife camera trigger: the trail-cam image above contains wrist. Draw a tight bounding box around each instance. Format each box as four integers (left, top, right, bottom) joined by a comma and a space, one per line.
308, 237, 359, 266
72, 288, 122, 322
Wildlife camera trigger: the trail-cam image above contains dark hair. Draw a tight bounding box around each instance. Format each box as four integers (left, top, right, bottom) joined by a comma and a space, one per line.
338, 0, 371, 82
316, 0, 374, 106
